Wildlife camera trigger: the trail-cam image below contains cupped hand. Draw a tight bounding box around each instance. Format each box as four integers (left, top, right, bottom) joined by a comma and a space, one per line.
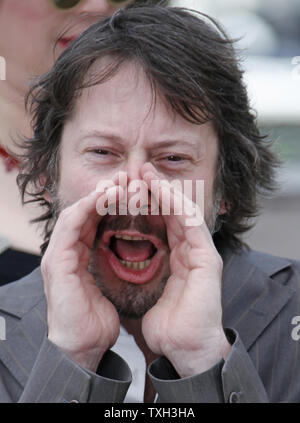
141, 163, 231, 377
42, 174, 125, 372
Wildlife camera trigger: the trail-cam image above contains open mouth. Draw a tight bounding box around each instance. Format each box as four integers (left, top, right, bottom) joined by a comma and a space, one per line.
98, 231, 165, 284
110, 234, 157, 269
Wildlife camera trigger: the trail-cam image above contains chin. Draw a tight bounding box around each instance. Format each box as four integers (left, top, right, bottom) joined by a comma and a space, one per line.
89, 250, 170, 319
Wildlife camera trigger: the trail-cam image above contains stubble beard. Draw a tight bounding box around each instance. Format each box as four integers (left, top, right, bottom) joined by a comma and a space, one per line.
50, 189, 222, 320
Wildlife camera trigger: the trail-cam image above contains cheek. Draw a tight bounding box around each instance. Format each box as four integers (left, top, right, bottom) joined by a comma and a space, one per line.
58, 160, 98, 205
187, 168, 217, 219
59, 177, 96, 205
188, 168, 215, 202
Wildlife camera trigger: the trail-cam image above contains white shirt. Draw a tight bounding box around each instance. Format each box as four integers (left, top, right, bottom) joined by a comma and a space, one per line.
111, 325, 158, 403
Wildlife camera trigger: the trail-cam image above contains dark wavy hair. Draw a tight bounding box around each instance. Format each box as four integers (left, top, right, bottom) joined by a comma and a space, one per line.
17, 3, 280, 254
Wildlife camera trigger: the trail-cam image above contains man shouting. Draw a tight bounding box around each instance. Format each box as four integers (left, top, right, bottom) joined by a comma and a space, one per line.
0, 4, 299, 403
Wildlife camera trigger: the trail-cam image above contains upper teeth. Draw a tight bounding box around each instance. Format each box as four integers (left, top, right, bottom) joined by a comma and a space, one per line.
114, 234, 148, 241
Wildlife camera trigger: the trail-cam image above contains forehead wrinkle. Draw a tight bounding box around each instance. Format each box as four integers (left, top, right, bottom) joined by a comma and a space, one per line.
69, 60, 160, 136
83, 58, 154, 106
63, 59, 218, 155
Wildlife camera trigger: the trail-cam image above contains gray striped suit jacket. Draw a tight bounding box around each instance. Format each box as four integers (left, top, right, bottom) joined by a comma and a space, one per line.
0, 245, 299, 403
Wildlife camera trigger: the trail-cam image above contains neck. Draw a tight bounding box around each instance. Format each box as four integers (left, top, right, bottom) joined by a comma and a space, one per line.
121, 317, 159, 366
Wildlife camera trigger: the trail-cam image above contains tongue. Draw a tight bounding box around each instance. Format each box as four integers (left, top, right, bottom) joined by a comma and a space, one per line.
112, 238, 154, 262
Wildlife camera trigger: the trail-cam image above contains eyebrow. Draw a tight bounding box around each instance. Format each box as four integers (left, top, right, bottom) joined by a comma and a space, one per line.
79, 130, 124, 147
79, 130, 202, 152
147, 140, 200, 151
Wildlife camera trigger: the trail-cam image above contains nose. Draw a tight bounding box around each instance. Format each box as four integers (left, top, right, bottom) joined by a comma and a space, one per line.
125, 153, 150, 209
125, 152, 145, 185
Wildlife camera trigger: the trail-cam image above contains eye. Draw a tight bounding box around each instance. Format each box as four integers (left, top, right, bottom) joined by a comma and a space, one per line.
161, 154, 188, 164
93, 149, 110, 155
155, 154, 191, 172
166, 155, 184, 162
86, 148, 120, 164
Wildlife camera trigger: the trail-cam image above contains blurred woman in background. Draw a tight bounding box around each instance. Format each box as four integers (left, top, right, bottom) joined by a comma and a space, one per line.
0, 0, 153, 284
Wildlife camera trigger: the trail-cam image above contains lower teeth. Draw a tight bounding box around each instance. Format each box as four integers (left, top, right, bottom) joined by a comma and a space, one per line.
119, 259, 151, 270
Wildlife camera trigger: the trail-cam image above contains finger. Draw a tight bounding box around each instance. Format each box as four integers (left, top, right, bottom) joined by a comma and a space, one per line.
96, 170, 128, 193
142, 164, 185, 219
49, 189, 103, 252
157, 274, 186, 305
165, 215, 183, 249
143, 166, 213, 249
169, 242, 190, 279
80, 176, 126, 244
167, 188, 216, 251
115, 170, 128, 189
142, 171, 187, 241
142, 166, 184, 239
96, 185, 125, 216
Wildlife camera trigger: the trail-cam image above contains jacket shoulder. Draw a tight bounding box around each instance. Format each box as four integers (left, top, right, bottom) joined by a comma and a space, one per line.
0, 267, 44, 318
245, 247, 300, 288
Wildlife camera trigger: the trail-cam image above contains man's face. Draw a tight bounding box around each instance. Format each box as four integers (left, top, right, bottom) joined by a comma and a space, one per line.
55, 61, 222, 318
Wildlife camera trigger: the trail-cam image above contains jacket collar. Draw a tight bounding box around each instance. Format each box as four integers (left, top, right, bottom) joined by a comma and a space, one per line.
0, 268, 47, 388
0, 267, 44, 318
221, 246, 295, 350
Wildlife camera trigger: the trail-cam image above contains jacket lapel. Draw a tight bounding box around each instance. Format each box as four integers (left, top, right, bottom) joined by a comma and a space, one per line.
221, 247, 295, 350
0, 268, 47, 388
